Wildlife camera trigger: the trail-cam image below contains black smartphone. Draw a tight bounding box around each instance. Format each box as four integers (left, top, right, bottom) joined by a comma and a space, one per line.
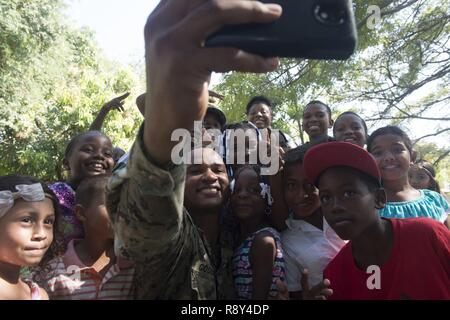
205, 0, 357, 60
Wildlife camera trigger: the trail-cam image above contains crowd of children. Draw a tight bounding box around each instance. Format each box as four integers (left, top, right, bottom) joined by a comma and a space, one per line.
2, 88, 447, 300
1, 0, 449, 300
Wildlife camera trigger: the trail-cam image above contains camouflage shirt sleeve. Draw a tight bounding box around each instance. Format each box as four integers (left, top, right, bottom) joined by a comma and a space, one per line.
107, 124, 232, 299
107, 123, 187, 263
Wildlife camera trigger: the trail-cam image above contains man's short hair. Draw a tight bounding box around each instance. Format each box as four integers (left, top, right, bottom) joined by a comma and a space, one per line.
246, 96, 273, 115
304, 100, 332, 119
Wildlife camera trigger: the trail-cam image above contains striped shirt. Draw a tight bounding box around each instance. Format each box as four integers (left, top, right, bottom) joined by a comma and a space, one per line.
232, 227, 285, 300
40, 240, 135, 300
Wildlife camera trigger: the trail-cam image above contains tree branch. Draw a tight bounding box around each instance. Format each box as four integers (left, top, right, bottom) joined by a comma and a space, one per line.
357, 0, 420, 29
366, 116, 450, 122
433, 149, 450, 168
413, 128, 450, 145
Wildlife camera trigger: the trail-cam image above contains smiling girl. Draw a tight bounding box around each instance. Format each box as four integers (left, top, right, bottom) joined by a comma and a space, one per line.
333, 112, 368, 148
230, 165, 285, 300
0, 175, 59, 300
368, 126, 449, 226
302, 101, 334, 143
50, 131, 115, 247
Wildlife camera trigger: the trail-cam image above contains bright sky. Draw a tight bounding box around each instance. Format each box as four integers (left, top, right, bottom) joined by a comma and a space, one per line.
65, 0, 448, 149
65, 0, 223, 83
65, 0, 156, 65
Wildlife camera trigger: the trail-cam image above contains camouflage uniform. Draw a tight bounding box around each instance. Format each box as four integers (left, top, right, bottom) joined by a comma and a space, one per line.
107, 125, 235, 299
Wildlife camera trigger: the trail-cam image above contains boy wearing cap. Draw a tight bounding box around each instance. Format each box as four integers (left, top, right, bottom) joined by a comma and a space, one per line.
203, 106, 227, 132
303, 141, 450, 300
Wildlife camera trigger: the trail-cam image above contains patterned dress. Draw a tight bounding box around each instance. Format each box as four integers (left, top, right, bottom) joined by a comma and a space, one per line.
232, 227, 285, 300
49, 182, 84, 248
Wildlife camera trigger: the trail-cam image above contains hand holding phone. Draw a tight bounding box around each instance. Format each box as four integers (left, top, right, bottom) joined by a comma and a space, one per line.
206, 0, 357, 60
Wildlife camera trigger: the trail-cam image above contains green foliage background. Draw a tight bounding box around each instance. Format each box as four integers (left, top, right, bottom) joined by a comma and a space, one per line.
0, 0, 448, 190
0, 0, 144, 182
213, 0, 450, 190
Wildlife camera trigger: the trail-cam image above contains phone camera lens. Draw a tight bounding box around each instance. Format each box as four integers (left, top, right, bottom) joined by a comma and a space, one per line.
314, 2, 347, 26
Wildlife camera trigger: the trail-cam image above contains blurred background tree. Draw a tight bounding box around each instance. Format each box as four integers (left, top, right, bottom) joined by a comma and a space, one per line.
0, 0, 144, 181
214, 0, 449, 189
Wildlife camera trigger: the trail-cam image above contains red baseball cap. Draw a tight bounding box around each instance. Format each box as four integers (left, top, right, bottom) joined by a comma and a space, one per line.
304, 141, 381, 186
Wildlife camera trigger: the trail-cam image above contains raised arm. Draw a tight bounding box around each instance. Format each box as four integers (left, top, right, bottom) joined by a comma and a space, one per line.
143, 0, 282, 167
108, 0, 283, 268
89, 93, 130, 131
250, 234, 278, 299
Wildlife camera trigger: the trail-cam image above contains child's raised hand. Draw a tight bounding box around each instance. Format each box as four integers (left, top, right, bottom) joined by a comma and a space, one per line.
102, 92, 130, 113
145, 0, 282, 106
301, 269, 333, 300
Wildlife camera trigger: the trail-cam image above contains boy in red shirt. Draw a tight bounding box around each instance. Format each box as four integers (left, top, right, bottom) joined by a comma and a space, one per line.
303, 141, 450, 300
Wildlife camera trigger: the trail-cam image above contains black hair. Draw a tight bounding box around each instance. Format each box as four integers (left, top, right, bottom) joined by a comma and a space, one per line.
136, 93, 146, 115
0, 175, 49, 194
333, 111, 369, 137
75, 174, 110, 208
232, 165, 272, 207
0, 175, 63, 266
246, 96, 273, 115
304, 100, 332, 119
223, 121, 260, 132
64, 131, 111, 159
0, 176, 59, 215
411, 160, 441, 193
367, 126, 415, 160
234, 165, 262, 182
112, 147, 126, 163
205, 106, 227, 130
283, 145, 309, 167
415, 160, 436, 177
283, 136, 335, 167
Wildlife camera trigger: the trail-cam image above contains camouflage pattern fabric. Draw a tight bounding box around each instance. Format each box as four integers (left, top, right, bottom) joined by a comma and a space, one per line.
107, 125, 235, 300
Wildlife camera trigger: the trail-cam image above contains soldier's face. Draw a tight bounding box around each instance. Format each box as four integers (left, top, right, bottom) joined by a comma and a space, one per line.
185, 148, 229, 212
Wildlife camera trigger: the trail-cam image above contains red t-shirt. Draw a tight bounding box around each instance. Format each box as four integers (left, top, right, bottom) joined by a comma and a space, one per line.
324, 218, 450, 300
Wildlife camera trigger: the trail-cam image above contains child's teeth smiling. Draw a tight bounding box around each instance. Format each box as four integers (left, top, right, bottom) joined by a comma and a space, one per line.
88, 162, 104, 171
